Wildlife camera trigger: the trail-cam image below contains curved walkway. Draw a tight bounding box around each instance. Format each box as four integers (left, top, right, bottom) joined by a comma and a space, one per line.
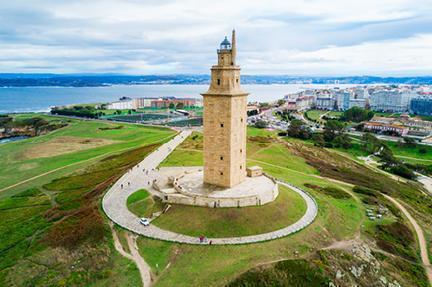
102, 130, 318, 245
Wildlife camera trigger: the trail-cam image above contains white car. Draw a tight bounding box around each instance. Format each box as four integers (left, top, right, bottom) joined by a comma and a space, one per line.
139, 218, 150, 226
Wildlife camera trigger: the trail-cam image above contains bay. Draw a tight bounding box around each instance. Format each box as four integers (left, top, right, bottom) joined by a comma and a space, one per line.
0, 84, 355, 114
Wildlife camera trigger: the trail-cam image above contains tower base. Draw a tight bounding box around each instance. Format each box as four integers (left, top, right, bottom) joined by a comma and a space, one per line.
152, 167, 278, 208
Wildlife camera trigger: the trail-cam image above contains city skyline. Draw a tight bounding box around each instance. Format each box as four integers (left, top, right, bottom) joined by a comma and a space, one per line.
1, 0, 432, 76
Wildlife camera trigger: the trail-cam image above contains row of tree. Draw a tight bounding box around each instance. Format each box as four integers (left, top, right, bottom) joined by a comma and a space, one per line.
285, 117, 427, 180
287, 119, 352, 149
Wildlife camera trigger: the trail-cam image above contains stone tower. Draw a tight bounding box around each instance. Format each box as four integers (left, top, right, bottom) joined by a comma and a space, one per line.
201, 30, 248, 188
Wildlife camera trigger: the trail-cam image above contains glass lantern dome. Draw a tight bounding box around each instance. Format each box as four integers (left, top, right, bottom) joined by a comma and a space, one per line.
220, 36, 231, 50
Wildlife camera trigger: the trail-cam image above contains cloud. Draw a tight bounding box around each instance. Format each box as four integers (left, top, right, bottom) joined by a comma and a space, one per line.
0, 0, 431, 75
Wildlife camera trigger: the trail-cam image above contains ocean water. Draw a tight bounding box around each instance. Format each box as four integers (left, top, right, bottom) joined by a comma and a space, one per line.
0, 84, 354, 114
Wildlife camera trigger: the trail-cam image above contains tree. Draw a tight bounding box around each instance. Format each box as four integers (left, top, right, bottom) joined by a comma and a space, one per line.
334, 134, 352, 149
388, 163, 416, 180
312, 133, 325, 147
176, 102, 184, 109
361, 132, 381, 153
288, 119, 311, 139
169, 102, 175, 109
259, 102, 270, 109
419, 147, 427, 154
341, 107, 374, 122
254, 120, 268, 129
323, 120, 345, 142
277, 99, 285, 107
403, 137, 416, 148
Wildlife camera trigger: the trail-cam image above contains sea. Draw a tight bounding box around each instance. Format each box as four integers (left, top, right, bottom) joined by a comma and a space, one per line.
0, 84, 355, 114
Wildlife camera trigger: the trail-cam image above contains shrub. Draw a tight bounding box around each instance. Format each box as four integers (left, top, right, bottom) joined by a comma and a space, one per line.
227, 259, 330, 287
353, 186, 378, 196
320, 186, 351, 199
254, 120, 268, 129
376, 222, 416, 261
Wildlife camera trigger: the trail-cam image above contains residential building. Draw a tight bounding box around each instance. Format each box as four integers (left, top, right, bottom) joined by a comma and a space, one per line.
315, 96, 335, 110
285, 96, 314, 111
334, 90, 350, 111
410, 97, 432, 116
364, 121, 408, 136
349, 98, 367, 109
370, 90, 417, 112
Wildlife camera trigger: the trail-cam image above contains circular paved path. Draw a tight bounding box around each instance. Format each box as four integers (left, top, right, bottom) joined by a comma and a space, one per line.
102, 130, 318, 245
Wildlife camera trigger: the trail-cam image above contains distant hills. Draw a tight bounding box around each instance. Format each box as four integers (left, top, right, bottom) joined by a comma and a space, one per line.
0, 74, 431, 87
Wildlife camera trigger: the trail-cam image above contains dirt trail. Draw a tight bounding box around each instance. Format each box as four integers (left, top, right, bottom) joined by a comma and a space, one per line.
127, 234, 152, 287
382, 194, 432, 286
110, 223, 152, 287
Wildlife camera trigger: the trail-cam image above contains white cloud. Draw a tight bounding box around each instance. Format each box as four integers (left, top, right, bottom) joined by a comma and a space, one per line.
0, 0, 431, 75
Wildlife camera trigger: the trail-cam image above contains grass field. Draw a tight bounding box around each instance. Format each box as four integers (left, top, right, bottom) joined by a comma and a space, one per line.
143, 128, 429, 287
305, 110, 328, 121
139, 128, 368, 286
0, 115, 175, 286
149, 185, 307, 237
336, 137, 432, 164
0, 114, 175, 197
2, 115, 430, 286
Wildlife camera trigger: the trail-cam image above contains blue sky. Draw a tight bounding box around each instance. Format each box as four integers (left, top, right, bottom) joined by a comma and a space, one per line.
0, 0, 431, 76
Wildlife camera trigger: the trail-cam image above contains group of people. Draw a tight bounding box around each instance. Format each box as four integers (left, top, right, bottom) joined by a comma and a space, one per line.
199, 235, 212, 245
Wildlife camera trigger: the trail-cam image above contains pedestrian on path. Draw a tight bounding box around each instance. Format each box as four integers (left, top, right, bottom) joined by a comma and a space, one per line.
128, 182, 130, 186
199, 235, 204, 243
209, 240, 212, 245
121, 184, 123, 189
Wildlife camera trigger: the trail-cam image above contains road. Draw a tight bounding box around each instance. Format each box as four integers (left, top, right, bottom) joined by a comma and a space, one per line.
102, 130, 318, 245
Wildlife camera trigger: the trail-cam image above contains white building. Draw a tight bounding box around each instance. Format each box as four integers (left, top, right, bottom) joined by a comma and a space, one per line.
370, 90, 417, 112
107, 100, 135, 110
349, 98, 367, 109
334, 91, 350, 111
315, 96, 335, 110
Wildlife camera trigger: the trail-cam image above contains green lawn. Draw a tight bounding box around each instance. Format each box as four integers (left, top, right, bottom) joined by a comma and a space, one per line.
127, 189, 164, 218
337, 138, 432, 164
0, 115, 175, 286
305, 110, 327, 121
150, 185, 307, 237
139, 130, 365, 286
0, 114, 175, 197
2, 115, 428, 286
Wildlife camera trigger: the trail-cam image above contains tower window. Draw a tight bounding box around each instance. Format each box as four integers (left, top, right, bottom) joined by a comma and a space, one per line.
220, 171, 224, 176
220, 123, 224, 128
217, 79, 220, 85
240, 165, 242, 169
236, 78, 239, 83
240, 149, 242, 153
220, 156, 223, 160
241, 118, 243, 123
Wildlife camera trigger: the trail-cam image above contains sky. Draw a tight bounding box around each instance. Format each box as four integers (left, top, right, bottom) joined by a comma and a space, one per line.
0, 0, 432, 76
